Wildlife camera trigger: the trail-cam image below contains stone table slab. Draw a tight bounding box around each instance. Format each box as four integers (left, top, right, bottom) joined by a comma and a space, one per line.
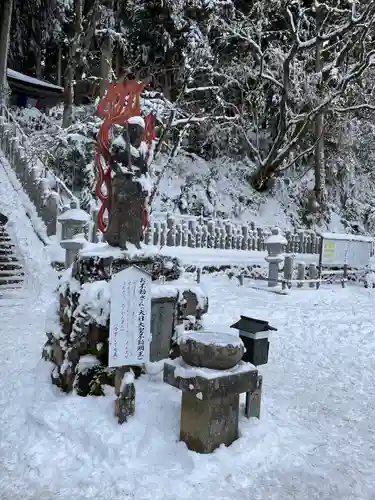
164, 358, 258, 400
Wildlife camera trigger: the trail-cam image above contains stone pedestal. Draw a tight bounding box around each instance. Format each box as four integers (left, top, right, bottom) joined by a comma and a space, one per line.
164, 358, 258, 454
61, 239, 86, 269
180, 392, 239, 453
43, 243, 209, 403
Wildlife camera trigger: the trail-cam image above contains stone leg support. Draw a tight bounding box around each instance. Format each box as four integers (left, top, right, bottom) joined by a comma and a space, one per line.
245, 374, 263, 419
114, 366, 135, 424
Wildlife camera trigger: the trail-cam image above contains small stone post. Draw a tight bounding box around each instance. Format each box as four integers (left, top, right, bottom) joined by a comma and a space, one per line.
44, 191, 60, 237
166, 213, 175, 247
342, 263, 348, 288
283, 255, 294, 288
265, 228, 287, 287
308, 263, 318, 289
297, 262, 306, 288
196, 267, 201, 284
57, 200, 91, 269
245, 374, 263, 419
114, 367, 136, 424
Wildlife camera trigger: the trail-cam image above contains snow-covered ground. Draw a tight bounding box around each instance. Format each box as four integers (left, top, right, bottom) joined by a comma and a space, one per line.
1, 157, 375, 499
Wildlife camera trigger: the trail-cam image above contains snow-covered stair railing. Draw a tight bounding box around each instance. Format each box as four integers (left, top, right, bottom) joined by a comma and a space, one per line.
0, 103, 76, 237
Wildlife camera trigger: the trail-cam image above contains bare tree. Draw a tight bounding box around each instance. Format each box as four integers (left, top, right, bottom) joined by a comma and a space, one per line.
62, 0, 83, 128
62, 0, 101, 128
213, 1, 375, 208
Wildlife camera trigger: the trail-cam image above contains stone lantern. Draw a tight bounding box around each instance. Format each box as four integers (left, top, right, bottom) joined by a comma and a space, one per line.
265, 227, 287, 287
57, 200, 91, 268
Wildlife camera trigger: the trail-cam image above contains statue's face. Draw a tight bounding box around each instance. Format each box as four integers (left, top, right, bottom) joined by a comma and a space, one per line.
127, 124, 143, 147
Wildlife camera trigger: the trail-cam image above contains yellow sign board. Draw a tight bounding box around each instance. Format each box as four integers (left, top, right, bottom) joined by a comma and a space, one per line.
323, 240, 335, 258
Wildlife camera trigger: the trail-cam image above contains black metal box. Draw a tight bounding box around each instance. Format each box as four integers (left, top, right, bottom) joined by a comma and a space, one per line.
230, 316, 277, 366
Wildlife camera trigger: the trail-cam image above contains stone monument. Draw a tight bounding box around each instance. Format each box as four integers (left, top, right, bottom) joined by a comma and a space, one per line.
104, 116, 149, 249
42, 78, 209, 425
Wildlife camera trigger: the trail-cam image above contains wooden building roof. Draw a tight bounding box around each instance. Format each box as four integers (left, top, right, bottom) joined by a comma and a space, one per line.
7, 69, 64, 100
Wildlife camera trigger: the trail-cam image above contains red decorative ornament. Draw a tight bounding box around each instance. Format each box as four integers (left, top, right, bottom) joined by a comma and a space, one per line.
95, 79, 156, 233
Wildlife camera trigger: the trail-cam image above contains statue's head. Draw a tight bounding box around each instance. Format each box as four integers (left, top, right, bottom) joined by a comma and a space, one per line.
126, 116, 145, 148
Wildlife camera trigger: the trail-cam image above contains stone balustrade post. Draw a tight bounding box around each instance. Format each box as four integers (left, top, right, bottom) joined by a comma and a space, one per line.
90, 207, 99, 243
166, 213, 176, 247
308, 263, 318, 289
283, 255, 294, 286
297, 262, 306, 288
44, 191, 60, 237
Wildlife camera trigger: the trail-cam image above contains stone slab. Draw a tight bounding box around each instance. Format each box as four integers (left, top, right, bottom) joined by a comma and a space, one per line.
150, 297, 177, 362
163, 358, 258, 400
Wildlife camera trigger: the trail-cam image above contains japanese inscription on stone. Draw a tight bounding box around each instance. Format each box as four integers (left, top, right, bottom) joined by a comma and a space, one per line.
109, 266, 151, 367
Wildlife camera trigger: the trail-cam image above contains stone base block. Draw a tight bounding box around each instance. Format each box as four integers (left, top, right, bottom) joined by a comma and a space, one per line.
180, 392, 239, 454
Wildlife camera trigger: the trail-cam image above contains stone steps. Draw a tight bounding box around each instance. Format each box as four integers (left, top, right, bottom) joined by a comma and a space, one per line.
0, 220, 25, 296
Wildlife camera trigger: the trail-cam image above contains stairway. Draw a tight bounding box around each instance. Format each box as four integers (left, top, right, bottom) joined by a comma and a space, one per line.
0, 221, 25, 299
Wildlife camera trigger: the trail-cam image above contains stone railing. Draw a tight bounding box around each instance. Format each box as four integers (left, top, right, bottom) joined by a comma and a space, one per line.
0, 103, 76, 236
145, 213, 321, 254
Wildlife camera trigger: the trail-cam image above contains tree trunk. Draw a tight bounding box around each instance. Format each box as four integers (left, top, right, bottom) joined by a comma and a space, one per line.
115, 45, 121, 78
99, 0, 115, 96
0, 0, 13, 104
62, 0, 83, 128
57, 46, 62, 87
35, 43, 42, 79
100, 34, 113, 97
114, 0, 121, 79
314, 7, 325, 208
62, 61, 74, 128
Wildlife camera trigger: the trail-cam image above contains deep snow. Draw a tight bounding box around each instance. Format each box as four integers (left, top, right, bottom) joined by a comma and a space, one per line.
1, 157, 375, 499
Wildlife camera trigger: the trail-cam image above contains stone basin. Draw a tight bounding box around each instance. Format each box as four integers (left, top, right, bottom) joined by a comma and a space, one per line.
179, 331, 244, 370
